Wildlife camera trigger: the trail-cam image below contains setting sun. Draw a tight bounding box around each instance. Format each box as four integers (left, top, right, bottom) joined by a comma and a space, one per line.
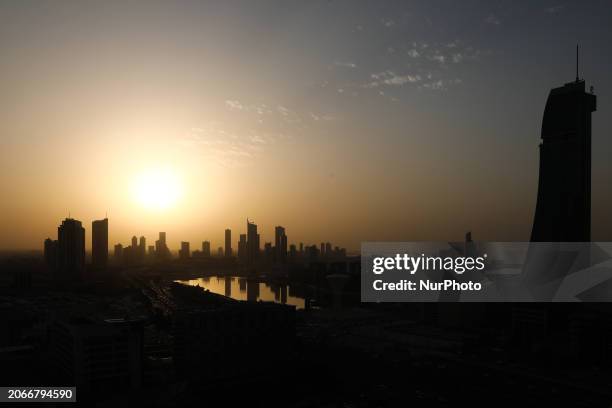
131, 167, 183, 211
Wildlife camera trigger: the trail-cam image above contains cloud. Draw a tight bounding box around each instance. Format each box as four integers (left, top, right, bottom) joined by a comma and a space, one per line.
451, 53, 463, 63
381, 18, 395, 28
419, 78, 462, 91
181, 123, 275, 168
212, 100, 334, 165
404, 41, 480, 66
334, 61, 358, 69
545, 5, 565, 13
249, 134, 267, 144
367, 71, 422, 87
225, 100, 244, 110
484, 14, 501, 25
225, 100, 274, 116
277, 105, 291, 116
430, 54, 446, 64
309, 112, 334, 122
327, 38, 482, 99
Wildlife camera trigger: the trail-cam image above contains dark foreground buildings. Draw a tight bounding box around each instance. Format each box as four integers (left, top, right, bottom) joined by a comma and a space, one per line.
47, 317, 144, 393
531, 76, 597, 242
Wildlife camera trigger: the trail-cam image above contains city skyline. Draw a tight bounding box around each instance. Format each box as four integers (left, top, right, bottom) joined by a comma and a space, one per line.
45, 215, 346, 259
2, 1, 612, 252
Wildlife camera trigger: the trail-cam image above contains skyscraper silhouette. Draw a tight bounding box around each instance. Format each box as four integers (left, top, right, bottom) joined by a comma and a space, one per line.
238, 234, 247, 262
139, 236, 146, 261
114, 243, 123, 264
225, 229, 232, 257
274, 226, 287, 263
247, 219, 260, 265
531, 72, 596, 242
91, 218, 108, 270
155, 232, 170, 260
44, 238, 58, 270
57, 218, 86, 280
179, 241, 190, 259
202, 240, 211, 257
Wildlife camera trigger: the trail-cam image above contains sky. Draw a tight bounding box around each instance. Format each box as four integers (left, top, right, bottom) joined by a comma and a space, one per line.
1, 0, 612, 252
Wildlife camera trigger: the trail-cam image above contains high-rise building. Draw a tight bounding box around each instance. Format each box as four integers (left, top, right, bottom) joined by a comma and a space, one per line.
247, 219, 259, 265
325, 242, 332, 257
131, 236, 138, 249
179, 242, 190, 259
139, 236, 146, 261
202, 241, 211, 257
225, 229, 232, 257
155, 232, 170, 260
238, 234, 247, 262
531, 74, 596, 242
274, 226, 287, 263
57, 218, 86, 280
217, 247, 223, 257
264, 242, 273, 261
114, 244, 123, 264
91, 218, 108, 270
44, 238, 58, 270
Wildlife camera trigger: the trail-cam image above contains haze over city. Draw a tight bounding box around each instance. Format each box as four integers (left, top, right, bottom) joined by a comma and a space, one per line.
2, 0, 612, 251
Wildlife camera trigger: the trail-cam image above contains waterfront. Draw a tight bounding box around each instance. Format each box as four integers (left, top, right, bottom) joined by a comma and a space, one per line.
176, 276, 306, 309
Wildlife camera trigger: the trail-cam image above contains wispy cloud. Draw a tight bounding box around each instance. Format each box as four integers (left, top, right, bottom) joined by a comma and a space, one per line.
181, 123, 279, 168
406, 41, 480, 66
430, 54, 446, 64
451, 53, 463, 63
225, 100, 244, 110
366, 71, 422, 87
381, 18, 395, 28
484, 14, 501, 25
545, 5, 565, 14
419, 78, 462, 91
334, 61, 358, 69
186, 100, 334, 167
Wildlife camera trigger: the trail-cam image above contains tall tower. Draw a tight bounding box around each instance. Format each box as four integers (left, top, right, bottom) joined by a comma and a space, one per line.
225, 229, 232, 257
531, 64, 596, 242
91, 218, 108, 270
246, 219, 259, 265
179, 241, 190, 259
156, 232, 170, 260
139, 236, 146, 261
238, 234, 247, 262
274, 226, 287, 263
57, 218, 86, 280
202, 240, 211, 257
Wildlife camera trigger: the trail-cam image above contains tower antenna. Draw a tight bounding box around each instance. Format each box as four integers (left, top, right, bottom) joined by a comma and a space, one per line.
576, 43, 579, 82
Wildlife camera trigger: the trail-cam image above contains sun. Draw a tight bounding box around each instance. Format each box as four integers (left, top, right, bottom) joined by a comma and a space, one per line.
131, 166, 183, 210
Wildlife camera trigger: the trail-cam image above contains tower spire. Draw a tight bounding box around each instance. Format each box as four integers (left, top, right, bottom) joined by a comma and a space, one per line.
576, 43, 579, 82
